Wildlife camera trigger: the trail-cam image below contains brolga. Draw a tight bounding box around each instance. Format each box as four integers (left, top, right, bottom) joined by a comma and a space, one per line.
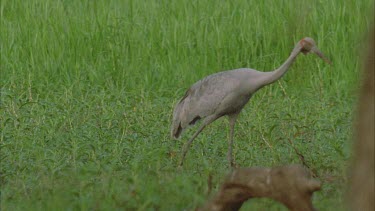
171, 37, 331, 167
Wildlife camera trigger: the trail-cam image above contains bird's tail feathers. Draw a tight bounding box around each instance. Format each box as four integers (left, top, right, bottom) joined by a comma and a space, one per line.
171, 92, 189, 139
171, 122, 183, 140
171, 102, 183, 139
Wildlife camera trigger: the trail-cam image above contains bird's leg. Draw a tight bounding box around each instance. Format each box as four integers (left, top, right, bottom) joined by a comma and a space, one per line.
227, 113, 239, 168
179, 125, 206, 166
179, 115, 218, 166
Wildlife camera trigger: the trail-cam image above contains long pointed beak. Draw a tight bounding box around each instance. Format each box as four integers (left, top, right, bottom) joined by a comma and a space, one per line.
312, 47, 332, 65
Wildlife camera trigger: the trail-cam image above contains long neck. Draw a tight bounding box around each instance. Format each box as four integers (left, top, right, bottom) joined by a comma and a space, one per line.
261, 45, 302, 86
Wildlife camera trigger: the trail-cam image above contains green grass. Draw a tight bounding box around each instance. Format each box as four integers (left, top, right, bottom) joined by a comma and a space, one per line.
0, 0, 373, 210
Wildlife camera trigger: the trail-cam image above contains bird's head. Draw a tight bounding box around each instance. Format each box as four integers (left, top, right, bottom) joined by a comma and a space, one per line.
299, 37, 332, 64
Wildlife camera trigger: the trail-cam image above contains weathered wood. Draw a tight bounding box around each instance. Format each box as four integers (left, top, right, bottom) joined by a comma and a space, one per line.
198, 165, 321, 211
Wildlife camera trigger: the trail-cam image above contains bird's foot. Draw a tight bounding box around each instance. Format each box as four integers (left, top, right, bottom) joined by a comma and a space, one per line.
230, 161, 239, 169
227, 155, 238, 169
178, 160, 184, 169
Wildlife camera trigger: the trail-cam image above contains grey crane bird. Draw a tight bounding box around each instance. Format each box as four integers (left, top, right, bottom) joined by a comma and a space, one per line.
171, 37, 331, 167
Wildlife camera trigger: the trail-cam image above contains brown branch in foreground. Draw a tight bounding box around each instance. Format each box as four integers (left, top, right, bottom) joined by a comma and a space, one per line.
198, 165, 321, 211
348, 26, 374, 210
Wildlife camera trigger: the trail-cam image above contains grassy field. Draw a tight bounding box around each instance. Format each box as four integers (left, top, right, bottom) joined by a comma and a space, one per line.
1, 0, 373, 210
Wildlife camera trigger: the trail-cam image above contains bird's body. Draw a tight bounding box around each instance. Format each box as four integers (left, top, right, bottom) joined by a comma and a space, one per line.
172, 37, 331, 167
172, 68, 266, 139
